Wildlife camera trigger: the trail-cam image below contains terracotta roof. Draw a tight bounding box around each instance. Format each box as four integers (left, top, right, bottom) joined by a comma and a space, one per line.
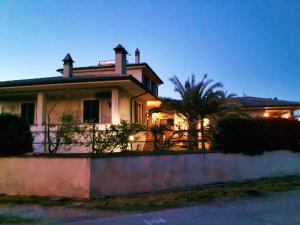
233, 96, 300, 108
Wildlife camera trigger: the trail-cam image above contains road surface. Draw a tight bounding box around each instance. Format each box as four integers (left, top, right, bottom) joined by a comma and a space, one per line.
70, 189, 300, 225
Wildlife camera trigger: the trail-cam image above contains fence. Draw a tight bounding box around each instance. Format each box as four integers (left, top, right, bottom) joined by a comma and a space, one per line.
31, 123, 210, 154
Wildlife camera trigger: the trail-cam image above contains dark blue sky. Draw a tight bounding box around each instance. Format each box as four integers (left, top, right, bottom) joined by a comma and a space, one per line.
0, 0, 299, 100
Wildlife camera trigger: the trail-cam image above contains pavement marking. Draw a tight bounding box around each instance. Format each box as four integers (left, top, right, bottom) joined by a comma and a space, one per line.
143, 218, 167, 225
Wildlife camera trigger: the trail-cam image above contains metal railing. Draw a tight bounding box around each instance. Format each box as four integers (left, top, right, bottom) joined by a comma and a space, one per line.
31, 124, 209, 154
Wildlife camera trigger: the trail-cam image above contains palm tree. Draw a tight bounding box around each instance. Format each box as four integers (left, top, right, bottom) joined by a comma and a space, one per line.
167, 74, 234, 151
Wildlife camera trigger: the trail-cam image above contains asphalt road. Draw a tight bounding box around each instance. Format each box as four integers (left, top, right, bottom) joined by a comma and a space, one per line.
70, 189, 300, 225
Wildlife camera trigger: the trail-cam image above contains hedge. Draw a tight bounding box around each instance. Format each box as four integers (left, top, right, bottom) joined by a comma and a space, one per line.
0, 114, 33, 155
212, 117, 300, 155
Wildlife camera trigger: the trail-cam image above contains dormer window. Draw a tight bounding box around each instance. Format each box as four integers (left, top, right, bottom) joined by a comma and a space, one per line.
151, 83, 158, 95
142, 74, 150, 90
142, 75, 158, 95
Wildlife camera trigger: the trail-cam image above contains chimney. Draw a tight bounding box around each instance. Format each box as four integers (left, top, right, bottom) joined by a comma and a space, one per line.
62, 53, 74, 78
114, 44, 128, 75
135, 48, 140, 64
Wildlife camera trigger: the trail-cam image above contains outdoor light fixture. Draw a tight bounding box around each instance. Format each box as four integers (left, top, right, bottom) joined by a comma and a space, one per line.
129, 135, 135, 151
263, 112, 270, 117
129, 135, 135, 142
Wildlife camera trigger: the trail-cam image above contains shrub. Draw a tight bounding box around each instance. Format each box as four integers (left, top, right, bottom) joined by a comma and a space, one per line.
46, 114, 82, 154
149, 124, 185, 151
85, 120, 146, 154
212, 117, 300, 155
0, 114, 33, 155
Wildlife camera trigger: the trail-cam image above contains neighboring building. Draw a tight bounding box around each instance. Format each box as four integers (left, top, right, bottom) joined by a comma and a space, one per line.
234, 96, 300, 119
0, 44, 163, 152
150, 96, 300, 130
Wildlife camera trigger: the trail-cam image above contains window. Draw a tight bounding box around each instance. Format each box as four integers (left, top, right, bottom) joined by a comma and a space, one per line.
142, 74, 150, 90
167, 119, 174, 126
151, 82, 158, 95
83, 100, 99, 123
21, 103, 35, 125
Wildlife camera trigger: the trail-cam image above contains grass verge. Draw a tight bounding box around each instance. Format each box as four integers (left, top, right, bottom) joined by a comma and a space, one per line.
0, 214, 40, 224
1, 175, 300, 211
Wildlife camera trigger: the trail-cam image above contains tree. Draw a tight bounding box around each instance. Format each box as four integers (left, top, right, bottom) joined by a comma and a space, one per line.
167, 74, 236, 151
46, 114, 82, 154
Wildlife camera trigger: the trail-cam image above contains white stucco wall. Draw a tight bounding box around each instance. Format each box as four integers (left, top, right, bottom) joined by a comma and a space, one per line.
73, 67, 143, 82
118, 89, 131, 122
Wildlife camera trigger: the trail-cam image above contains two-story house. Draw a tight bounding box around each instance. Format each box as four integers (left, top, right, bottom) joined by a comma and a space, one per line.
0, 44, 163, 152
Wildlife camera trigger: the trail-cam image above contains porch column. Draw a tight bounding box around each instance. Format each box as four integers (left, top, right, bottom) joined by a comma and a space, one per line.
289, 110, 294, 119
111, 88, 120, 124
36, 92, 46, 126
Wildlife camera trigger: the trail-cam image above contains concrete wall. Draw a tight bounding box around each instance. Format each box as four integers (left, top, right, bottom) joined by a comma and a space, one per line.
90, 151, 300, 197
0, 157, 90, 198
1, 151, 300, 199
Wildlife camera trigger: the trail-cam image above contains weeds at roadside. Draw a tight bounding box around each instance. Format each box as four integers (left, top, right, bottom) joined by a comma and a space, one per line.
1, 175, 300, 211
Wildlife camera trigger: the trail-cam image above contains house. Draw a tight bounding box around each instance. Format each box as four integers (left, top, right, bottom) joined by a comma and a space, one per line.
1, 44, 300, 152
0, 44, 163, 152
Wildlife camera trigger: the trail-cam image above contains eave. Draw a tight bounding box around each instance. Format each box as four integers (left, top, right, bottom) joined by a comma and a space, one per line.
0, 75, 160, 101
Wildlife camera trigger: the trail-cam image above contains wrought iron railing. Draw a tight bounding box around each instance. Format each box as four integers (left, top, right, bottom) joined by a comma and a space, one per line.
31, 124, 209, 154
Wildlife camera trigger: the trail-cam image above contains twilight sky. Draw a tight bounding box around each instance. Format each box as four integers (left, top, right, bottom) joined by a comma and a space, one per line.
0, 0, 299, 100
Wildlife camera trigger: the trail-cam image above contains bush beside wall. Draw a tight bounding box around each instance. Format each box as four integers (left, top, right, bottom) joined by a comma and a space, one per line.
213, 117, 300, 155
0, 114, 33, 155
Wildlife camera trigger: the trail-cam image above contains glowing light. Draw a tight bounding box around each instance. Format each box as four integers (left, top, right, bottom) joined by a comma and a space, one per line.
146, 101, 161, 108
281, 114, 289, 119
263, 112, 270, 117
129, 135, 135, 142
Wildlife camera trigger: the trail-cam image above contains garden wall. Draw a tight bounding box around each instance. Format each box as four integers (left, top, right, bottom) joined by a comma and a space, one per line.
0, 157, 90, 198
1, 151, 300, 199
90, 151, 300, 197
